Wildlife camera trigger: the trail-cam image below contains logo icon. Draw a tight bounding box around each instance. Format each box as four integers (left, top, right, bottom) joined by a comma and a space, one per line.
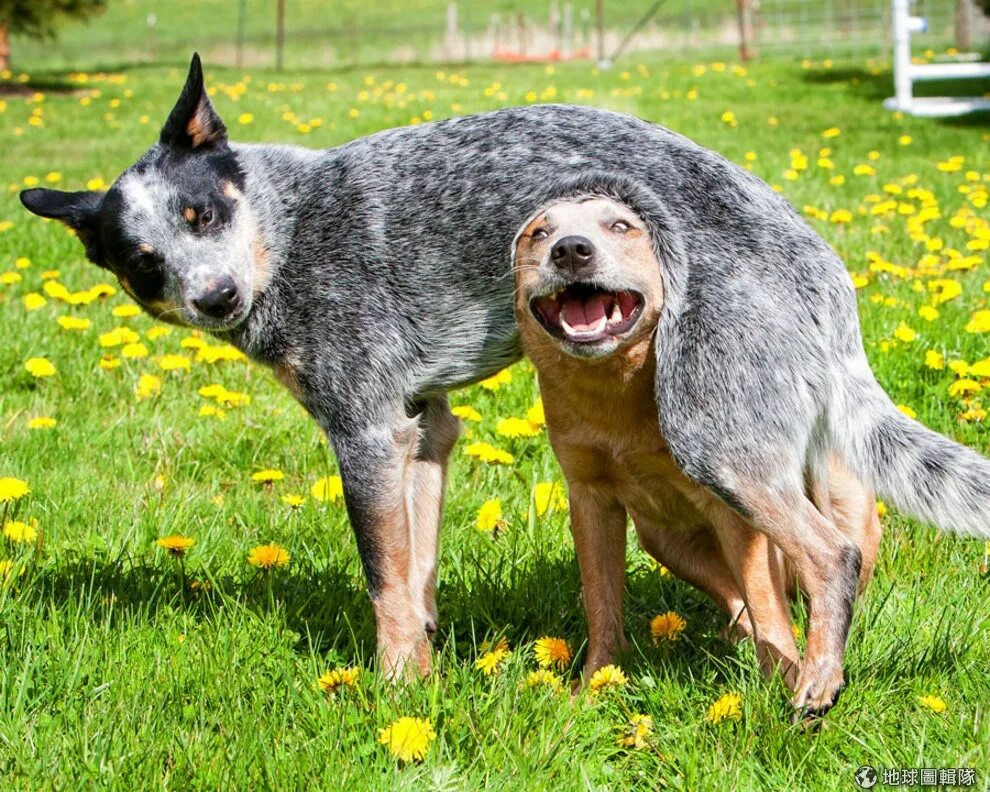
855, 766, 878, 789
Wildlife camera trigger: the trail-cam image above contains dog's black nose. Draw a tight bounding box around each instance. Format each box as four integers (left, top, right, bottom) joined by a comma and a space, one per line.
550, 235, 595, 273
193, 277, 240, 319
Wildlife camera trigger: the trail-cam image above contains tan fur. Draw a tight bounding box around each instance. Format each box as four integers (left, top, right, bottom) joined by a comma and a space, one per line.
514, 198, 881, 690
183, 206, 197, 224
272, 356, 303, 400
185, 105, 223, 148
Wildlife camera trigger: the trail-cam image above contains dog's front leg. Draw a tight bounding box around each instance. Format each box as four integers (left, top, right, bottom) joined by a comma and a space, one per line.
568, 483, 629, 679
403, 397, 460, 639
331, 415, 434, 679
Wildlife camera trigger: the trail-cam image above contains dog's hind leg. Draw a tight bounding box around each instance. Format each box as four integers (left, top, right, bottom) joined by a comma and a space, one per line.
734, 488, 862, 718
402, 397, 460, 641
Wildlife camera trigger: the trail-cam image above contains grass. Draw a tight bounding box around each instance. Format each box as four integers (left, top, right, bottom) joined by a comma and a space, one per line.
1, 44, 990, 790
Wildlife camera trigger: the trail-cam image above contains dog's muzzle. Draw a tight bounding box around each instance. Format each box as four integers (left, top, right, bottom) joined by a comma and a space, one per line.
192, 276, 242, 320
530, 283, 644, 345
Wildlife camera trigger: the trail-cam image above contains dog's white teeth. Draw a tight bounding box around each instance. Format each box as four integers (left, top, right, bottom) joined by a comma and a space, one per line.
609, 301, 623, 324
561, 315, 607, 339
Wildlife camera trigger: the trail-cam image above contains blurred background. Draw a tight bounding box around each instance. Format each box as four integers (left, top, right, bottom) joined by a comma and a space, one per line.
3, 0, 988, 73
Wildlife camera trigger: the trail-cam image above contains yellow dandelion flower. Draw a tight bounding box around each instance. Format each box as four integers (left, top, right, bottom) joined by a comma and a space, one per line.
121, 342, 149, 359
476, 499, 503, 533
948, 379, 981, 397
23, 293, 46, 311
248, 542, 290, 569
27, 416, 56, 430
706, 692, 743, 723
918, 306, 939, 322
156, 354, 191, 371
478, 368, 512, 391
238, 112, 254, 125
451, 405, 482, 422
496, 416, 540, 438
146, 325, 171, 340
522, 669, 563, 692
99, 355, 120, 371
378, 716, 435, 763
156, 534, 194, 556
533, 482, 567, 516
181, 336, 208, 350
281, 493, 306, 508
218, 390, 250, 408
464, 442, 514, 465
893, 323, 916, 343
475, 639, 510, 675
3, 520, 38, 543
948, 360, 970, 377
588, 664, 628, 695
135, 373, 162, 400
252, 469, 285, 483
896, 404, 917, 419
965, 310, 990, 334
918, 695, 947, 713
112, 304, 141, 318
651, 610, 687, 643
317, 666, 360, 694
969, 359, 990, 378
617, 714, 654, 749
25, 357, 56, 378
0, 271, 22, 285
0, 559, 14, 581
533, 636, 572, 670
56, 315, 91, 331
310, 475, 343, 502
199, 404, 227, 419
527, 398, 545, 427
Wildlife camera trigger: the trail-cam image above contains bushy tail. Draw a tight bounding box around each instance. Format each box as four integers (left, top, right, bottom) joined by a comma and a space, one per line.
835, 363, 990, 538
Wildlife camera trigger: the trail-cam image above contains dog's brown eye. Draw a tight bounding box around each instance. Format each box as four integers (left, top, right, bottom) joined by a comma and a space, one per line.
531, 227, 549, 241
611, 220, 631, 233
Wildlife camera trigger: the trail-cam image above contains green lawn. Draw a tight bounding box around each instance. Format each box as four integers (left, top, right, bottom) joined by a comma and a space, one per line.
1, 47, 989, 790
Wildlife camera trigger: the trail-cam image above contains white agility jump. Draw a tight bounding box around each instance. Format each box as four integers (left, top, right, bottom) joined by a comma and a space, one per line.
884, 0, 990, 117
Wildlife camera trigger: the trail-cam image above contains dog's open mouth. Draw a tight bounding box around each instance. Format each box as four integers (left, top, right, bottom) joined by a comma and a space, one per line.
530, 284, 644, 344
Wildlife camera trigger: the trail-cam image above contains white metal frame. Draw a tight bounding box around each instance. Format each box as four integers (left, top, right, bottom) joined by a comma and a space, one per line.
884, 0, 990, 117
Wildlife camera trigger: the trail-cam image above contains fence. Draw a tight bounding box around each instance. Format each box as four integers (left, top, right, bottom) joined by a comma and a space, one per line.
11, 0, 990, 72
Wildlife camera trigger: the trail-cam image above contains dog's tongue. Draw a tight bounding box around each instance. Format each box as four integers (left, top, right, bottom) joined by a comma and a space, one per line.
561, 293, 607, 332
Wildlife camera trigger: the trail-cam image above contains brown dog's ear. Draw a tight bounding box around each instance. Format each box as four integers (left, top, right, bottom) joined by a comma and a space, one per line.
20, 188, 106, 266
159, 52, 227, 150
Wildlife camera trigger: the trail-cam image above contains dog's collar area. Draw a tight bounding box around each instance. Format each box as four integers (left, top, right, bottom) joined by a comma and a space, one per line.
530, 283, 644, 344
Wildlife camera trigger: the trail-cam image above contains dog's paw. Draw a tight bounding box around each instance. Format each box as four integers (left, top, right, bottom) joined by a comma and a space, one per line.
790, 661, 845, 722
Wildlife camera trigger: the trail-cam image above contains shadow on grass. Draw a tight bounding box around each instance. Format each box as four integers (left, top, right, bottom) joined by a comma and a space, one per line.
20, 545, 744, 683
800, 65, 990, 128
0, 77, 84, 96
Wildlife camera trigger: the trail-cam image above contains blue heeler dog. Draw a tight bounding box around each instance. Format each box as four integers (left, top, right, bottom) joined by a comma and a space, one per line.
21, 55, 990, 716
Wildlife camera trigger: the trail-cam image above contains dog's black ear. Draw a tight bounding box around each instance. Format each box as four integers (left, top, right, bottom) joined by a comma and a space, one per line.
160, 52, 227, 150
20, 188, 106, 266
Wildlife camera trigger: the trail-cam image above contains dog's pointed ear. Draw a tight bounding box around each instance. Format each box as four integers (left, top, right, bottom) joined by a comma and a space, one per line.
160, 52, 227, 150
20, 188, 106, 266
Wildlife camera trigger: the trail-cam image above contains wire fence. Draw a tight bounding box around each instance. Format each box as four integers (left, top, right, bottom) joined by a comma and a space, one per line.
11, 0, 990, 72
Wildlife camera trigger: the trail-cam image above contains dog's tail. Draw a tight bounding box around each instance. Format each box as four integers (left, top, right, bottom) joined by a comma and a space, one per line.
834, 357, 990, 538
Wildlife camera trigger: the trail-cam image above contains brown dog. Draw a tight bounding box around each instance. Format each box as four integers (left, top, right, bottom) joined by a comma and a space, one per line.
513, 196, 882, 691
